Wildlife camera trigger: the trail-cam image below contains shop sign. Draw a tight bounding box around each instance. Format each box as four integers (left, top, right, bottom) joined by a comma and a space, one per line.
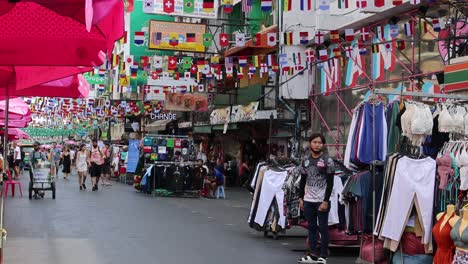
83, 73, 106, 85
231, 102, 258, 123
148, 21, 206, 53
149, 112, 177, 120
143, 0, 219, 20
178, 121, 192, 128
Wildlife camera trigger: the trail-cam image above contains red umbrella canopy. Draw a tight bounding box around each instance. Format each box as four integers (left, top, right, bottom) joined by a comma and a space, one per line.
0, 1, 124, 66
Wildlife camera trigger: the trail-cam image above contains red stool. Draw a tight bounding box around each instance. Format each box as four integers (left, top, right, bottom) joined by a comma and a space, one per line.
2, 171, 23, 198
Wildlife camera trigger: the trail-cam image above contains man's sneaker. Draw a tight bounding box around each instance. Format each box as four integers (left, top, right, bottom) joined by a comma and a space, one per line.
298, 255, 318, 263
317, 257, 327, 263
82, 183, 86, 190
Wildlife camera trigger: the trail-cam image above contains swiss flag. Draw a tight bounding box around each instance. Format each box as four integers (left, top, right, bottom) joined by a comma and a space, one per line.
168, 56, 177, 70
190, 64, 198, 74
219, 33, 229, 47
163, 0, 175, 13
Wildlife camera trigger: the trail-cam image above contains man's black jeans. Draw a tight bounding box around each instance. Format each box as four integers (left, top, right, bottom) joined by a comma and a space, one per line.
304, 201, 330, 258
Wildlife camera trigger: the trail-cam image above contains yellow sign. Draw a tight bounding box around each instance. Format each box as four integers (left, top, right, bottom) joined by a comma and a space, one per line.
148, 21, 206, 53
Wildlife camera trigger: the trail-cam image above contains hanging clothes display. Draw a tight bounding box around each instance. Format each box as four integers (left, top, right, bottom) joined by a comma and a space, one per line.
344, 100, 387, 168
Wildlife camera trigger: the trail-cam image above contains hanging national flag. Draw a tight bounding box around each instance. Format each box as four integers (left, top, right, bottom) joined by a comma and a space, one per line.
163, 0, 175, 13
404, 22, 414, 36
392, 0, 402, 5
397, 40, 406, 50
238, 56, 247, 67
410, 0, 420, 4
267, 55, 275, 66
419, 21, 429, 34
389, 24, 399, 38
372, 44, 379, 53
284, 32, 293, 45
260, 63, 268, 77
384, 42, 392, 52
345, 29, 354, 41
169, 33, 179, 46
99, 69, 106, 77
134, 31, 145, 46
143, 0, 154, 12
305, 49, 315, 64
168, 56, 177, 70
197, 84, 205, 92
432, 19, 441, 32
252, 55, 259, 67
152, 32, 162, 46
203, 0, 215, 13
300, 32, 309, 45
319, 49, 328, 61
375, 0, 384, 7
186, 33, 196, 43
181, 57, 192, 69
376, 26, 385, 40
183, 0, 195, 13
356, 0, 367, 8
360, 28, 370, 41
345, 46, 353, 57
237, 67, 244, 79
253, 33, 262, 46
130, 63, 139, 78
202, 33, 213, 47
222, 0, 234, 13
190, 64, 198, 74
332, 47, 341, 58
125, 55, 134, 65
359, 44, 367, 55
235, 33, 246, 47
315, 30, 325, 44
284, 0, 292, 11
151, 71, 159, 80
319, 0, 330, 10
279, 53, 289, 66
338, 0, 349, 9
261, 0, 272, 12
219, 33, 229, 47
267, 33, 277, 46
153, 56, 163, 69
226, 66, 234, 78
140, 56, 149, 68
242, 0, 253, 15
330, 30, 340, 43
300, 0, 312, 10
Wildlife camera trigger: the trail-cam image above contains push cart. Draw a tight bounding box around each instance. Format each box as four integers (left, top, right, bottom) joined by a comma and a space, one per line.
29, 160, 56, 199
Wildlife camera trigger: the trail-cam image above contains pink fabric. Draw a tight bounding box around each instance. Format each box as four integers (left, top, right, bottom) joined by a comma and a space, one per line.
0, 98, 31, 117
0, 75, 89, 99
0, 66, 92, 91
0, 1, 123, 66
0, 128, 30, 140
0, 119, 30, 128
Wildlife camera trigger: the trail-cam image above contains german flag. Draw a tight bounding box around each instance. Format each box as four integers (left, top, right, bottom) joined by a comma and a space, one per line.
186, 33, 196, 43
203, 0, 214, 12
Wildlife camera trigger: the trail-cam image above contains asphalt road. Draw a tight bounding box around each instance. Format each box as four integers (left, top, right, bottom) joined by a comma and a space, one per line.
3, 171, 358, 264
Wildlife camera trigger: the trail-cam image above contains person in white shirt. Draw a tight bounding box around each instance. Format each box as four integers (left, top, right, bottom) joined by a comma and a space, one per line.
70, 147, 76, 172
12, 142, 21, 179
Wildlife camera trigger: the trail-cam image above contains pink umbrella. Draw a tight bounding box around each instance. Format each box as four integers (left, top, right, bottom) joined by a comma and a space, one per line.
0, 118, 30, 128
0, 98, 31, 118
0, 128, 30, 140
0, 1, 124, 66
0, 75, 89, 99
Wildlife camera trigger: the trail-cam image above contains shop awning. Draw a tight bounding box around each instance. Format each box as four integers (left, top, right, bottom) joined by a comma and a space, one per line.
146, 120, 172, 132
224, 25, 278, 57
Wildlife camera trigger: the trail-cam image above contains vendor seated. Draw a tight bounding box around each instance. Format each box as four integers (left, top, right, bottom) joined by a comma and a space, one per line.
204, 159, 225, 198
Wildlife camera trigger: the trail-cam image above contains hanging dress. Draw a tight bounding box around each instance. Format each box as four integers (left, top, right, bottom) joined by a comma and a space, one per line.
432, 212, 456, 264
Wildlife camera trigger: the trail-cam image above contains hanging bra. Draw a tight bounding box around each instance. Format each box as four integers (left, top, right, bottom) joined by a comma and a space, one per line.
437, 151, 454, 190
450, 218, 468, 249
439, 105, 457, 133
458, 146, 468, 191
453, 106, 465, 134
401, 103, 414, 137
464, 111, 468, 136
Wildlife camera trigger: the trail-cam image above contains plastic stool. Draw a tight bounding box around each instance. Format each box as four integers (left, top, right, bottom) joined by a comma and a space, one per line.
216, 185, 225, 199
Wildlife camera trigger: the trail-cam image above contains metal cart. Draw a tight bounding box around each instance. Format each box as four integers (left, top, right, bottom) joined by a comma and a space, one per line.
29, 161, 56, 199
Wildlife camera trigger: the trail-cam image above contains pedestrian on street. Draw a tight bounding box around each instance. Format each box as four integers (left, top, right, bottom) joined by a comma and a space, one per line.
70, 146, 76, 172
100, 143, 112, 186
76, 144, 88, 191
298, 133, 335, 264
52, 142, 62, 177
88, 139, 103, 191
61, 146, 72, 179
12, 142, 21, 179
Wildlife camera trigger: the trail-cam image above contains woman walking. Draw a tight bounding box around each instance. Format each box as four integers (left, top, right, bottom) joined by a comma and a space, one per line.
76, 144, 89, 191
62, 146, 72, 179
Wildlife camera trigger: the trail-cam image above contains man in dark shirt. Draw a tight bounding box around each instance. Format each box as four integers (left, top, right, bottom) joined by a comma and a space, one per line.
298, 133, 335, 264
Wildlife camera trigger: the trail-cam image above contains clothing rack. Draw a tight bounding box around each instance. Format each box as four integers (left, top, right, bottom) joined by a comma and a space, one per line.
374, 89, 468, 101
145, 134, 190, 139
